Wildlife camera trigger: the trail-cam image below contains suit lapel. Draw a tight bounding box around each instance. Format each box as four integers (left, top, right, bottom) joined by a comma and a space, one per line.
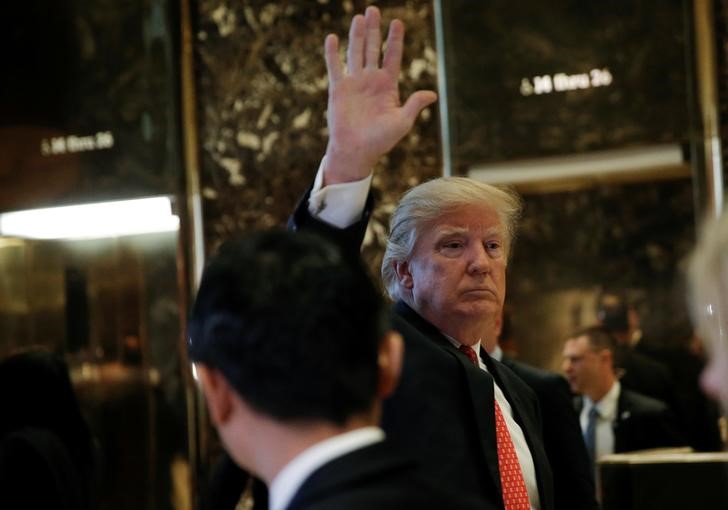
393, 302, 503, 497
613, 387, 631, 453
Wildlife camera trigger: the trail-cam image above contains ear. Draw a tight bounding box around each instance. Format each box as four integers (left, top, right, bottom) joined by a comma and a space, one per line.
195, 364, 235, 427
600, 348, 613, 368
377, 330, 404, 398
393, 260, 414, 289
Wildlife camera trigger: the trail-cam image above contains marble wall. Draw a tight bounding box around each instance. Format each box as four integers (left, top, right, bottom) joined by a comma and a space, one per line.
194, 0, 440, 272
193, 0, 699, 370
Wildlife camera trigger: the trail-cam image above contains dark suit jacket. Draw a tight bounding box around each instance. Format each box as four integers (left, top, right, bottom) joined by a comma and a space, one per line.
0, 427, 93, 510
290, 193, 555, 510
500, 356, 598, 510
575, 387, 683, 454
287, 440, 490, 510
617, 347, 676, 409
635, 341, 722, 451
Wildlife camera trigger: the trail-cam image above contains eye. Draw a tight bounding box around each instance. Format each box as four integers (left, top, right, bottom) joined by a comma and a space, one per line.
438, 238, 465, 256
485, 240, 503, 255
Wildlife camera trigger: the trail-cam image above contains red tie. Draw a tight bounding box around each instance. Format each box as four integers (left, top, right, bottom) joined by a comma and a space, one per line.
458, 345, 530, 510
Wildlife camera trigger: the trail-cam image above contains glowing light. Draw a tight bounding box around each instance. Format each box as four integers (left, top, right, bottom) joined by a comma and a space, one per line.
0, 197, 179, 240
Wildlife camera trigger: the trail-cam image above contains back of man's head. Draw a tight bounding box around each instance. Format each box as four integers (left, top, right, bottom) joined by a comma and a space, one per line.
596, 292, 630, 335
188, 229, 388, 425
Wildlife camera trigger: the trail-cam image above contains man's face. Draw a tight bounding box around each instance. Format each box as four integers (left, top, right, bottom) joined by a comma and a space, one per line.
401, 203, 507, 339
562, 336, 602, 395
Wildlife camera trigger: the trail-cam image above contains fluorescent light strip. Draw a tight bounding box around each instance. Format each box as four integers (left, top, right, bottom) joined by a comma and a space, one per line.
468, 144, 684, 185
0, 197, 180, 240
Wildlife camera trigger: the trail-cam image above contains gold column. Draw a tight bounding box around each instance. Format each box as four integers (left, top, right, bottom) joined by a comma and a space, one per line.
179, 0, 207, 505
694, 0, 725, 216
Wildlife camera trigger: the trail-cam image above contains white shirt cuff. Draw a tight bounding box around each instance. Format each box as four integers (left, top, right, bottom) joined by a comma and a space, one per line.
308, 156, 373, 229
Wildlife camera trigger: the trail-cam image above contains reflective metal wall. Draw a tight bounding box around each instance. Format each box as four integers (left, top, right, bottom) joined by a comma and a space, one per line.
0, 230, 192, 509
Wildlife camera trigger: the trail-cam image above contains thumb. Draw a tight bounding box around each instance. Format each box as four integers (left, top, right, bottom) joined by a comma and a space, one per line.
401, 90, 438, 124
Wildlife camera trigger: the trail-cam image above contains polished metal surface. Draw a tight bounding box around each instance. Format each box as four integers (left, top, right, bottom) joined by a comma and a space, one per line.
694, 0, 725, 217
0, 230, 193, 510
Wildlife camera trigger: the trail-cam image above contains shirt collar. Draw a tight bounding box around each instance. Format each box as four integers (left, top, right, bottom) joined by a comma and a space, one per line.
490, 344, 504, 362
269, 426, 385, 510
585, 380, 620, 421
444, 336, 488, 371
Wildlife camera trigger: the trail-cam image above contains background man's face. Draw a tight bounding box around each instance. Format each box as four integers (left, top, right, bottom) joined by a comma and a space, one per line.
562, 336, 601, 395
405, 203, 507, 336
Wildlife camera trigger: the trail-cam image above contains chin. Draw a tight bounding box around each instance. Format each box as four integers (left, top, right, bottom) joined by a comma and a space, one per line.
459, 301, 499, 318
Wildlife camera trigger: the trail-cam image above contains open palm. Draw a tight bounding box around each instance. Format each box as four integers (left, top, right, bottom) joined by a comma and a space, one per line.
323, 8, 437, 184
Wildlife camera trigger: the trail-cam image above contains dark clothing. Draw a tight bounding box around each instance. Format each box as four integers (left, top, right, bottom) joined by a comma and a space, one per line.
290, 192, 555, 510
635, 342, 723, 451
204, 454, 267, 510
0, 427, 93, 510
500, 356, 599, 510
575, 387, 683, 454
288, 440, 489, 510
617, 346, 675, 408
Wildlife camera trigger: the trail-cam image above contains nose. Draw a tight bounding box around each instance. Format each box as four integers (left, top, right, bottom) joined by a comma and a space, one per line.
467, 243, 491, 275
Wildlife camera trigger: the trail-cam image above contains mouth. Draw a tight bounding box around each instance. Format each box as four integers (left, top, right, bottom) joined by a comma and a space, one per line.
462, 287, 497, 299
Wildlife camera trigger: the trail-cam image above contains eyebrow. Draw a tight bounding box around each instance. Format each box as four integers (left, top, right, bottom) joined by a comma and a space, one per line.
434, 226, 469, 238
434, 226, 504, 239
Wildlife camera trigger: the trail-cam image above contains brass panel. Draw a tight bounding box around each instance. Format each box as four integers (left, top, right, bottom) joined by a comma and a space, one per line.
0, 231, 192, 510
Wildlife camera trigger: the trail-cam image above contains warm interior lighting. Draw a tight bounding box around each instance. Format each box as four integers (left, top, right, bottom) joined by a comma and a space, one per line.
0, 197, 180, 239
468, 144, 685, 185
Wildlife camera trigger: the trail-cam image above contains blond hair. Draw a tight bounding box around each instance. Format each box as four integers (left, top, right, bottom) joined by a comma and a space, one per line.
381, 177, 522, 300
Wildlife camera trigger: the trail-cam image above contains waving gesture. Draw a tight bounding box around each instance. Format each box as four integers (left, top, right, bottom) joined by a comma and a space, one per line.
322, 6, 437, 185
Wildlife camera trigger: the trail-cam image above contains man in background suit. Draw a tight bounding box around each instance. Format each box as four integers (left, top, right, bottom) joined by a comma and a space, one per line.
290, 6, 553, 509
188, 230, 484, 510
482, 313, 598, 510
562, 326, 682, 473
596, 292, 676, 407
598, 290, 722, 451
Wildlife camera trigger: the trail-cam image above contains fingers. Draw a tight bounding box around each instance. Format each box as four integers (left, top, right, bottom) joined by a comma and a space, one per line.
324, 34, 343, 83
382, 19, 404, 79
401, 90, 438, 124
346, 14, 365, 74
364, 6, 382, 70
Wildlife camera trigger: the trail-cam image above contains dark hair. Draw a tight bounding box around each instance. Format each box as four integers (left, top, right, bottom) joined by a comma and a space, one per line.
596, 292, 629, 333
0, 349, 97, 510
0, 349, 95, 467
188, 229, 388, 425
569, 325, 618, 355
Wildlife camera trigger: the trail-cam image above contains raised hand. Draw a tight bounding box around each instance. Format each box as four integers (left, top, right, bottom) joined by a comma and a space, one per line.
322, 6, 437, 185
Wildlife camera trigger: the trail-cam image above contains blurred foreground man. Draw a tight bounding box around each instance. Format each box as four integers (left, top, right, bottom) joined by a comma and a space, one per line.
189, 230, 484, 510
688, 211, 728, 414
291, 6, 554, 509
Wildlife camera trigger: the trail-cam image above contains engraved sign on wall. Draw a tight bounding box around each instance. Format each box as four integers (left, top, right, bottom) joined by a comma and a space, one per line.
0, 0, 182, 211
436, 0, 690, 175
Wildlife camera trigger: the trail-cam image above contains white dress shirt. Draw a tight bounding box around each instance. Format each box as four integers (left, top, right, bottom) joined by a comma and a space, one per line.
580, 381, 621, 460
453, 342, 541, 510
308, 156, 373, 228
269, 427, 385, 510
